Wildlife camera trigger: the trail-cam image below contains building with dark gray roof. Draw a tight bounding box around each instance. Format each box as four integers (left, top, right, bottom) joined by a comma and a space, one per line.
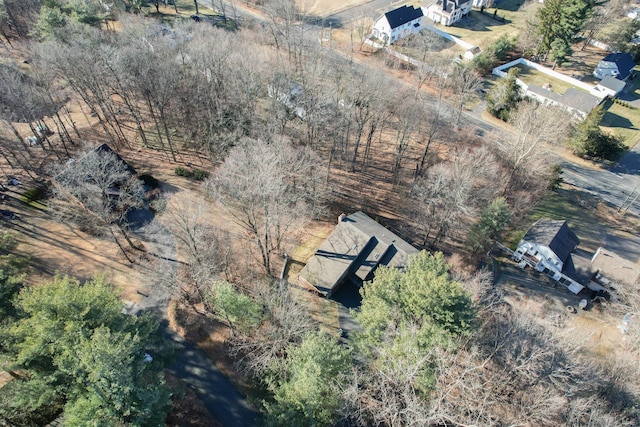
298, 211, 419, 298
372, 5, 424, 44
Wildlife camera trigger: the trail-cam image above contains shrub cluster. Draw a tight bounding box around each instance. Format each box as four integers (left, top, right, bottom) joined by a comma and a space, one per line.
174, 166, 209, 181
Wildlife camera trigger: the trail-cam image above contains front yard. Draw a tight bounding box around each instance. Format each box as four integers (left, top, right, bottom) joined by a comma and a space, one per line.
601, 99, 640, 148
443, 0, 540, 50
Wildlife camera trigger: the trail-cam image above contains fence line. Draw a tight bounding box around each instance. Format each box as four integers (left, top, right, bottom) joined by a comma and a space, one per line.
492, 57, 605, 99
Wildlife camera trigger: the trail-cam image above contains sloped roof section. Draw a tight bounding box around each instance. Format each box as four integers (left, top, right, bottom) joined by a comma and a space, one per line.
601, 52, 636, 80
561, 88, 600, 114
598, 75, 626, 92
384, 5, 424, 29
522, 219, 580, 264
299, 211, 419, 297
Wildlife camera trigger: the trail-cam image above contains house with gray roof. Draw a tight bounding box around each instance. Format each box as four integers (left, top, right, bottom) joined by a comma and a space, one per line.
525, 85, 601, 119
595, 75, 627, 98
298, 211, 419, 298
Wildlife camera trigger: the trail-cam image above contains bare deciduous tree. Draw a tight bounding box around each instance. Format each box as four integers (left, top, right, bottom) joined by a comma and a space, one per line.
230, 281, 314, 377
411, 146, 502, 247
449, 63, 483, 127
501, 100, 572, 194
162, 193, 232, 307
206, 138, 327, 273
52, 145, 145, 262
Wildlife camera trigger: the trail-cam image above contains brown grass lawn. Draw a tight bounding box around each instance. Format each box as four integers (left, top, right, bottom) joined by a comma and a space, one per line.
510, 63, 586, 95
443, 0, 540, 50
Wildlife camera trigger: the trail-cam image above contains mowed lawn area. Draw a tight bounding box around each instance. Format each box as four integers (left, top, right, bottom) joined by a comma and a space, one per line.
510, 64, 587, 95
443, 0, 541, 49
601, 99, 640, 149
505, 187, 611, 252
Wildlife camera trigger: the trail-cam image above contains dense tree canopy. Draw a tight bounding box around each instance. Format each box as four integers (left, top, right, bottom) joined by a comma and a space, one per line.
357, 251, 476, 349
266, 332, 351, 426
0, 275, 171, 426
536, 0, 592, 62
486, 67, 521, 121
571, 105, 625, 160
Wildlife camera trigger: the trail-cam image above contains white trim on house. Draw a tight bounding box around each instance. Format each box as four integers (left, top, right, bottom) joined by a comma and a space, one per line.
371, 5, 424, 44
424, 0, 472, 26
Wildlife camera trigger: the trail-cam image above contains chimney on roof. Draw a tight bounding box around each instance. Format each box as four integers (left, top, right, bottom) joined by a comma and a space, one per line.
338, 213, 346, 223
442, 0, 447, 11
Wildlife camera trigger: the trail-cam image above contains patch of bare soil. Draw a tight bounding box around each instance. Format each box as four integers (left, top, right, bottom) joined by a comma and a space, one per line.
3, 190, 146, 301
501, 271, 630, 361
165, 373, 222, 427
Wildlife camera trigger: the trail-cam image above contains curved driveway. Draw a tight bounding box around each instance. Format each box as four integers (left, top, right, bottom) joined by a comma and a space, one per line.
127, 220, 261, 426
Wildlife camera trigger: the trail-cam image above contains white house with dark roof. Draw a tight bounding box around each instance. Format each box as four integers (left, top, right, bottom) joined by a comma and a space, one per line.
512, 219, 585, 294
424, 0, 472, 26
298, 211, 419, 298
593, 52, 636, 80
371, 5, 424, 44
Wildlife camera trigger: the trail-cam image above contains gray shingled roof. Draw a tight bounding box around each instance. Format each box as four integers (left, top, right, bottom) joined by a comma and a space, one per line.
598, 75, 626, 92
299, 211, 418, 297
561, 88, 600, 114
527, 85, 599, 115
384, 5, 423, 29
527, 84, 563, 103
522, 219, 580, 264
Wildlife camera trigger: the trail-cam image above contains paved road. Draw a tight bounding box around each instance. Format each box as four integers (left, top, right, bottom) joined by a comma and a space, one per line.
561, 152, 640, 217
126, 219, 261, 427
326, 0, 395, 26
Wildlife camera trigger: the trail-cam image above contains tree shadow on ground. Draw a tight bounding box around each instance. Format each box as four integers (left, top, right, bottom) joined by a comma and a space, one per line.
601, 110, 635, 131
494, 0, 526, 12
304, 16, 344, 29
454, 10, 511, 32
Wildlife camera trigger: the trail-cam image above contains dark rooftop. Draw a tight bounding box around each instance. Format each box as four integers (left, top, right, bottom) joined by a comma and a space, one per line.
384, 5, 423, 29
522, 219, 580, 265
298, 211, 419, 297
601, 52, 636, 80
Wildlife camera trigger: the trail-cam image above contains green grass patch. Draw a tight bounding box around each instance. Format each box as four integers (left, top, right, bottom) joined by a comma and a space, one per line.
21, 184, 49, 210
601, 99, 640, 149
504, 187, 603, 250
510, 64, 585, 95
